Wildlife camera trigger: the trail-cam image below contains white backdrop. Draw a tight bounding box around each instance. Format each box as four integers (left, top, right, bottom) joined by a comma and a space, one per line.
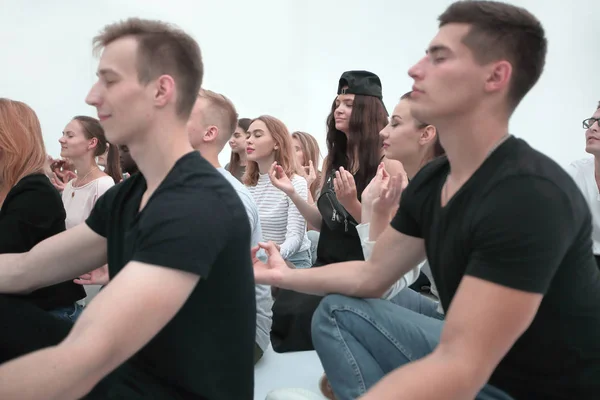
0, 0, 597, 168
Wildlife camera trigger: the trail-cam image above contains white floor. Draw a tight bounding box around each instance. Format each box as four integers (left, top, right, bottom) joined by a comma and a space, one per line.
254, 347, 325, 399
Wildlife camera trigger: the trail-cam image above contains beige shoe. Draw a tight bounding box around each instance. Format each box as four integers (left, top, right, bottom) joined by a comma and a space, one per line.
318, 374, 336, 400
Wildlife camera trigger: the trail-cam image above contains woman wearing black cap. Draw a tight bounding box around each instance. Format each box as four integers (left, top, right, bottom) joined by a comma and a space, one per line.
271, 70, 401, 265
267, 70, 403, 352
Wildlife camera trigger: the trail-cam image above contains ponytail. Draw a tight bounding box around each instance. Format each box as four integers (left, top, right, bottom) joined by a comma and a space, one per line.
104, 143, 122, 184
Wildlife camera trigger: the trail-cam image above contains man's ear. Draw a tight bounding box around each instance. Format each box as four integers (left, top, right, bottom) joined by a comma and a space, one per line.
204, 125, 219, 142
484, 60, 511, 95
154, 75, 176, 109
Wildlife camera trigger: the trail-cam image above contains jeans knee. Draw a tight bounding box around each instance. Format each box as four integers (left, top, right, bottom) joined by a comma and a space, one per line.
311, 294, 357, 345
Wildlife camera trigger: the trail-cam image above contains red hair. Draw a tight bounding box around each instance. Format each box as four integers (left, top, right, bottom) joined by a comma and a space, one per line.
0, 99, 47, 189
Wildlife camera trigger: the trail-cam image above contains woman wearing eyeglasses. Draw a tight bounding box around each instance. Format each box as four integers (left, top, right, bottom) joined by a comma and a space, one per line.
567, 101, 600, 269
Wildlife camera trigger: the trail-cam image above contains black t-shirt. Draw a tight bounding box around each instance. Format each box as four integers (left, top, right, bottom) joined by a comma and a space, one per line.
85, 152, 256, 399
391, 137, 600, 399
0, 174, 85, 310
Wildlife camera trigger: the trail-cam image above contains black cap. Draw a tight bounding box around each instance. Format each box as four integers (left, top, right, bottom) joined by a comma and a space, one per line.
337, 70, 383, 100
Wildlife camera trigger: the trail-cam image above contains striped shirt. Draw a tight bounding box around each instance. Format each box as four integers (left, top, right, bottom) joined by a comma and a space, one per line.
247, 173, 311, 259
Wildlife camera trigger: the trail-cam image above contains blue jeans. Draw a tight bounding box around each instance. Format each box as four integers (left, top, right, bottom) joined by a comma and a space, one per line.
286, 249, 312, 269
311, 294, 513, 400
307, 230, 320, 266
389, 288, 444, 320
48, 302, 83, 324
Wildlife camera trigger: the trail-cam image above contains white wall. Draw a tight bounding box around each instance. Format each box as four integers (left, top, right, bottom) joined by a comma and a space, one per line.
0, 0, 597, 168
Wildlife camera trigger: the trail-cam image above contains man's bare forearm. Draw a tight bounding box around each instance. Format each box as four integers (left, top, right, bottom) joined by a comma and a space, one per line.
0, 225, 107, 294
0, 343, 101, 400
277, 259, 379, 297
360, 351, 479, 400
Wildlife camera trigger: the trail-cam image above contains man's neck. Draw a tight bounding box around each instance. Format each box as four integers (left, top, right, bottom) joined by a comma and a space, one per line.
195, 146, 221, 169
593, 156, 600, 183
129, 123, 193, 192
438, 114, 510, 183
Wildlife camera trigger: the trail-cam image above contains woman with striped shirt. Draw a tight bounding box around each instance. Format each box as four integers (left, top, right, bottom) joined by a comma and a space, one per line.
244, 115, 312, 269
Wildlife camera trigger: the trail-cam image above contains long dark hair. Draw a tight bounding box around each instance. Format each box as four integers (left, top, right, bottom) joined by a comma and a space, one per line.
73, 115, 121, 184
228, 117, 252, 177
322, 95, 388, 196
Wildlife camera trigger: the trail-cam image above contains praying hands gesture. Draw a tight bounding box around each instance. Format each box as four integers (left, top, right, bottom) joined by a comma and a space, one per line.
361, 162, 408, 240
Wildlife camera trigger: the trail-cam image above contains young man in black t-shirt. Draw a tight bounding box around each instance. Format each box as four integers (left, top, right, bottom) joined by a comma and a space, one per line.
255, 2, 600, 400
0, 19, 255, 399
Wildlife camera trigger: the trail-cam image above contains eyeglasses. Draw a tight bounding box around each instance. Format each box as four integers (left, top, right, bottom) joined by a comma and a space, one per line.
583, 118, 600, 129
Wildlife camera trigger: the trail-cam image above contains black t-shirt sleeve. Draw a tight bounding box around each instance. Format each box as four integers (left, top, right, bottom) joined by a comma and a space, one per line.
390, 175, 424, 239
467, 176, 577, 294
131, 190, 232, 278
85, 184, 118, 238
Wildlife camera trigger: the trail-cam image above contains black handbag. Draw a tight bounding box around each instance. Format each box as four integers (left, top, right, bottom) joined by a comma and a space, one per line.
317, 171, 358, 234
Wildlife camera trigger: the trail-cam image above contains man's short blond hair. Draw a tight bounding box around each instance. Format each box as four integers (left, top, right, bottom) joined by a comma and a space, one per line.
197, 89, 238, 142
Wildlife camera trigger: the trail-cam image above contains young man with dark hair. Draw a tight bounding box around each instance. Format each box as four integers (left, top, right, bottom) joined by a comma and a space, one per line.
0, 18, 255, 399
259, 2, 600, 399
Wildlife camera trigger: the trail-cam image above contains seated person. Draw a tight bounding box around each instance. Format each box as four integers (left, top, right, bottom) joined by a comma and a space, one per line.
118, 144, 139, 177
567, 101, 600, 269
0, 98, 86, 322
256, 3, 600, 399
245, 115, 313, 269
187, 88, 274, 364
0, 19, 255, 399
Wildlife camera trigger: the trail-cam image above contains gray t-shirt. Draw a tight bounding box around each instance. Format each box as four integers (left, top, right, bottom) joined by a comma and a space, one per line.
217, 167, 273, 351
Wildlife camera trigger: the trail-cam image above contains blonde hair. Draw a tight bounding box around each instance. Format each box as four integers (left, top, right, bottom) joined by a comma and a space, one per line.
0, 99, 48, 189
291, 131, 321, 198
244, 115, 299, 186
197, 89, 238, 142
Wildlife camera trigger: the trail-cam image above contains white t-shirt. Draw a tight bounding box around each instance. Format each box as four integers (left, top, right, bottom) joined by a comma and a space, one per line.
61, 176, 115, 229
567, 158, 600, 255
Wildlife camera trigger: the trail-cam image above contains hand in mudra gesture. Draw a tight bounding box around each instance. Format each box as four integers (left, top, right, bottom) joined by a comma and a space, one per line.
302, 160, 318, 187
251, 241, 292, 286
49, 158, 76, 192
268, 162, 295, 196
